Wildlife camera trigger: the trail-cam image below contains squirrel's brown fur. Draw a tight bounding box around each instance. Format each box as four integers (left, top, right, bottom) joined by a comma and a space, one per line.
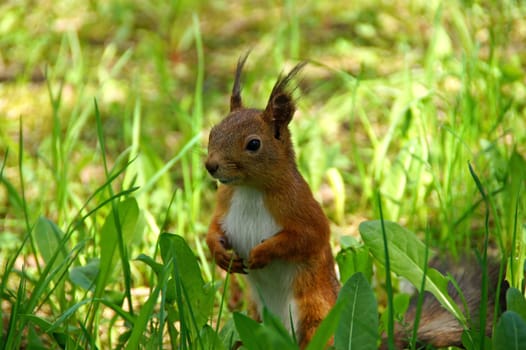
205, 56, 339, 348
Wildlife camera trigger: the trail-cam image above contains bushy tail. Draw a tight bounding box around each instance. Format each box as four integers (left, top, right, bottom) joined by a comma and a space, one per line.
382, 258, 508, 349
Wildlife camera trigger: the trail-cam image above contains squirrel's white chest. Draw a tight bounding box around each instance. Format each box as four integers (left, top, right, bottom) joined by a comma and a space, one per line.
221, 187, 298, 332
221, 187, 281, 260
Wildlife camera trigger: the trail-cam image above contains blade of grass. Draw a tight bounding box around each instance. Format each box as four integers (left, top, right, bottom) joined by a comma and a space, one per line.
20, 233, 84, 324
125, 261, 170, 350
213, 255, 236, 338
506, 151, 526, 288
377, 191, 395, 350
4, 266, 28, 349
467, 162, 489, 349
17, 118, 41, 275
409, 225, 431, 350
94, 98, 135, 317
190, 14, 205, 228
136, 132, 201, 196
0, 148, 7, 177
46, 67, 68, 223
125, 264, 170, 349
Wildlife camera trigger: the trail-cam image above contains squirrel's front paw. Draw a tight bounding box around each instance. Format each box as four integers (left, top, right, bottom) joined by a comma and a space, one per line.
211, 238, 246, 274
216, 250, 246, 274
247, 245, 271, 269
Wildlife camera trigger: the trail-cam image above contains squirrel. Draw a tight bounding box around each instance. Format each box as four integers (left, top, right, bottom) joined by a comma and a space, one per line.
205, 56, 508, 349
205, 54, 340, 348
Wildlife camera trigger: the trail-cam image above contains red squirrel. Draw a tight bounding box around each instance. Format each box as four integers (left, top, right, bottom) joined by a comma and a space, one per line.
204, 56, 507, 349
205, 55, 340, 348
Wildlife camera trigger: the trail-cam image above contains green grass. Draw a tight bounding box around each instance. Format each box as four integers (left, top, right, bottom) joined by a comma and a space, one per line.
1, 0, 526, 349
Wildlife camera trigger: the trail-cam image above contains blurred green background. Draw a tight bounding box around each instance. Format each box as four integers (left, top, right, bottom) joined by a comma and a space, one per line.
1, 0, 525, 348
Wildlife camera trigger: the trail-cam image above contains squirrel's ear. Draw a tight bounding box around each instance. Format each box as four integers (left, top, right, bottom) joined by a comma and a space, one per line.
263, 62, 307, 139
230, 52, 250, 112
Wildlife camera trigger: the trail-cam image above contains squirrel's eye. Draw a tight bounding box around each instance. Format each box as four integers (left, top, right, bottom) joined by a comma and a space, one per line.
246, 139, 261, 151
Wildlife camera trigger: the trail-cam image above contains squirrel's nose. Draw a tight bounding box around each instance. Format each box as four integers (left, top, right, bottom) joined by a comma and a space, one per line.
205, 160, 219, 175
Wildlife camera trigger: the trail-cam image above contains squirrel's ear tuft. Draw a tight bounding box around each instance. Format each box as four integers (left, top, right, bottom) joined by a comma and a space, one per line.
264, 62, 307, 139
230, 52, 250, 112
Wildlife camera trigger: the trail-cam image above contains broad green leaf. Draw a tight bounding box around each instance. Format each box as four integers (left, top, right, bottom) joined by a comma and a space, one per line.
308, 272, 379, 350
335, 272, 378, 350
219, 318, 240, 350
261, 308, 297, 349
233, 310, 297, 349
69, 259, 99, 291
34, 216, 66, 271
234, 312, 265, 350
33, 216, 70, 304
306, 299, 345, 350
199, 325, 226, 350
359, 220, 466, 326
135, 254, 163, 275
506, 288, 526, 322
336, 242, 373, 284
392, 293, 410, 320
493, 311, 526, 350
164, 278, 177, 304
380, 293, 410, 333
159, 233, 214, 331
340, 235, 361, 249
96, 197, 139, 297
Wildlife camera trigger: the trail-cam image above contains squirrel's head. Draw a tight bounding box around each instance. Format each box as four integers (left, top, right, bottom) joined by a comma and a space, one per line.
206, 54, 306, 188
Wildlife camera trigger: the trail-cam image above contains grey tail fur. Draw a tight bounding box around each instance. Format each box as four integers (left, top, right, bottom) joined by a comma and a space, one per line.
381, 257, 508, 349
